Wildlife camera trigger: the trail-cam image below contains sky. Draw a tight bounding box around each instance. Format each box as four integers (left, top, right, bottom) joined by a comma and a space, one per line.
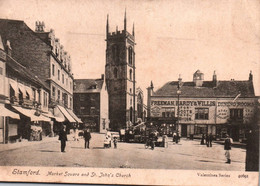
0, 0, 259, 99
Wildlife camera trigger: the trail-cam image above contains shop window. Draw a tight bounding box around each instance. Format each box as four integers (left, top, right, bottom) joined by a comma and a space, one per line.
194, 125, 207, 135
195, 108, 209, 120
230, 109, 243, 120
161, 107, 175, 118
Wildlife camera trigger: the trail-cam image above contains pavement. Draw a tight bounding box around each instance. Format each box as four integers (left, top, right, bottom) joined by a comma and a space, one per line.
0, 133, 246, 170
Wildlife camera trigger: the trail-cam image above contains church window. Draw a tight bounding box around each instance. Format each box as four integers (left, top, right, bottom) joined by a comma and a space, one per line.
129, 69, 132, 80
114, 68, 118, 79
128, 47, 133, 65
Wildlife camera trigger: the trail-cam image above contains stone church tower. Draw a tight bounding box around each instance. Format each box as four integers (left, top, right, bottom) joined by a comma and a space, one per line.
105, 11, 136, 130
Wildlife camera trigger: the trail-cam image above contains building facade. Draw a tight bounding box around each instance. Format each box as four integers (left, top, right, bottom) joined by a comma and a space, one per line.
147, 70, 258, 141
105, 12, 138, 130
0, 35, 51, 143
73, 75, 109, 133
0, 19, 81, 133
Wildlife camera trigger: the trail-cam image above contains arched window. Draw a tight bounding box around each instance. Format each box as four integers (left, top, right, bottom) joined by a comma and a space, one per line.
128, 47, 133, 65
129, 69, 132, 80
114, 68, 118, 79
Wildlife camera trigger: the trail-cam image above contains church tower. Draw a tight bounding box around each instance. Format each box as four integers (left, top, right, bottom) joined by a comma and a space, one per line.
105, 10, 136, 130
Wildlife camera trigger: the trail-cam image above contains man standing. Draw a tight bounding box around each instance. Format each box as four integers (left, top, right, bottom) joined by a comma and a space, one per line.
224, 134, 233, 164
209, 133, 213, 147
59, 125, 67, 153
84, 129, 91, 149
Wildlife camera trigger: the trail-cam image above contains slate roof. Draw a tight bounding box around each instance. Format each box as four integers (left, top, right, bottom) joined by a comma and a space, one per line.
74, 79, 104, 93
154, 80, 255, 98
6, 55, 49, 90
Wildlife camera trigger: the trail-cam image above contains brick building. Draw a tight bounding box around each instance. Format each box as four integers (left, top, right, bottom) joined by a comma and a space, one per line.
73, 75, 109, 133
147, 70, 258, 141
105, 12, 143, 130
0, 19, 81, 132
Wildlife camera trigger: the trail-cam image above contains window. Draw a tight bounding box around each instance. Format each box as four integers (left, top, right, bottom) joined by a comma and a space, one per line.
58, 70, 60, 80
114, 68, 118, 79
52, 86, 56, 98
195, 108, 209, 120
194, 125, 207, 135
161, 107, 175, 118
70, 97, 72, 109
0, 67, 3, 75
66, 78, 68, 86
130, 88, 132, 93
43, 92, 48, 107
70, 82, 72, 91
230, 109, 243, 120
129, 69, 132, 80
128, 47, 133, 65
52, 64, 55, 76
58, 90, 60, 100
62, 74, 64, 84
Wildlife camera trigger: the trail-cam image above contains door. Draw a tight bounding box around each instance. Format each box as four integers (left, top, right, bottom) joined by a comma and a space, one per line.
181, 124, 187, 137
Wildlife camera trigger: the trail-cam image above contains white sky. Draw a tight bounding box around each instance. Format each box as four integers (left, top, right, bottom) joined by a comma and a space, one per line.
1, 0, 260, 99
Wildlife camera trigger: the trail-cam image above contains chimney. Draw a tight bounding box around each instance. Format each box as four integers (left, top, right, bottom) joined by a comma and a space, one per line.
101, 74, 104, 80
249, 70, 253, 81
213, 70, 217, 87
35, 21, 45, 32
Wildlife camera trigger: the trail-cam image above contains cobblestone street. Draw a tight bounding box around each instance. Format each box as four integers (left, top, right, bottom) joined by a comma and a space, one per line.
0, 133, 246, 170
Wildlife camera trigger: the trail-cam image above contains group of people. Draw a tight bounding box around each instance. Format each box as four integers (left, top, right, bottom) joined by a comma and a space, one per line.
104, 131, 118, 149
200, 133, 214, 147
200, 133, 233, 164
58, 125, 92, 153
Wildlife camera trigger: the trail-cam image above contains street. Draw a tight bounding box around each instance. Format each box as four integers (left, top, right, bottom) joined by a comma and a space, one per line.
0, 133, 246, 170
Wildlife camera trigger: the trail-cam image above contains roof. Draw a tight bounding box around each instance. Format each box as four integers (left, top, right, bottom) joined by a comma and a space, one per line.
153, 80, 255, 98
74, 79, 104, 93
6, 54, 49, 90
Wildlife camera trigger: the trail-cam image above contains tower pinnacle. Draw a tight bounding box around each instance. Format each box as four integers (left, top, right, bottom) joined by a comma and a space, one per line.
124, 8, 127, 31
106, 14, 109, 36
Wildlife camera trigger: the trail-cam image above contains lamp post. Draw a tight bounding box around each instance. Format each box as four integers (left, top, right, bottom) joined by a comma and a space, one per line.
176, 87, 181, 133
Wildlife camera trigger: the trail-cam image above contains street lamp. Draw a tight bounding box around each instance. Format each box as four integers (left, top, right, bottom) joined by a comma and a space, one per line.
176, 86, 181, 133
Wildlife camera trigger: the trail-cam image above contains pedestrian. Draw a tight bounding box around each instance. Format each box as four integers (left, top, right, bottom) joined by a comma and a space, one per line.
209, 133, 213, 147
113, 137, 118, 149
58, 125, 67, 153
206, 134, 209, 147
224, 134, 233, 164
173, 132, 177, 143
201, 134, 205, 145
83, 128, 91, 149
176, 132, 179, 144
74, 125, 79, 141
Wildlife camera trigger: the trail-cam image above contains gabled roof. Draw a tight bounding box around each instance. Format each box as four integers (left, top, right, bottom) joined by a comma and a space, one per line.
74, 79, 104, 93
154, 80, 255, 98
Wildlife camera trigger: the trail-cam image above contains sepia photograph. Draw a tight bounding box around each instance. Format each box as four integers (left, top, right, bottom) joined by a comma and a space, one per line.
0, 0, 259, 185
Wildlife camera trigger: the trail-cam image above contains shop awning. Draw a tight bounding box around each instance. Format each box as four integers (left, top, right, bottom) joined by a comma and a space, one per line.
9, 79, 18, 92
17, 83, 26, 96
66, 108, 83, 123
42, 111, 65, 122
12, 106, 50, 122
0, 104, 20, 119
57, 105, 76, 123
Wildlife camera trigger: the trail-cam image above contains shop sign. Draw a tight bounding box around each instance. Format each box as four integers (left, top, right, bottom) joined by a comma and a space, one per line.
151, 100, 216, 107
217, 102, 255, 107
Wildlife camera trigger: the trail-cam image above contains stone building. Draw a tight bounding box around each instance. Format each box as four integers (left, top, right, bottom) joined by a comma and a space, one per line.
73, 75, 109, 133
105, 12, 141, 130
0, 35, 51, 143
0, 19, 81, 132
147, 70, 258, 141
